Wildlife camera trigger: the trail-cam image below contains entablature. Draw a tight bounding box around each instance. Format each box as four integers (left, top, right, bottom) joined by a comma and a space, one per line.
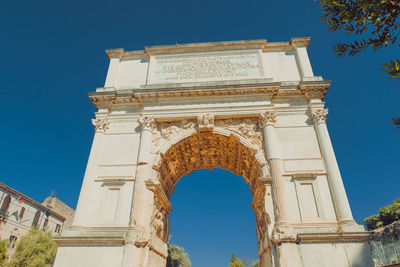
89, 79, 330, 110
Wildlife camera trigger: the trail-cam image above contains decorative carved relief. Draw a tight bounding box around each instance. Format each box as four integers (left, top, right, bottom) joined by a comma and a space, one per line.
150, 204, 169, 242
139, 116, 155, 131
158, 131, 261, 197
260, 111, 276, 127
160, 120, 195, 140
197, 114, 214, 129
92, 118, 110, 133
310, 109, 328, 124
215, 118, 263, 149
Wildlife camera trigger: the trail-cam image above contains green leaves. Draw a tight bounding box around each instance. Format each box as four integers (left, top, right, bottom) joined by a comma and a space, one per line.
8, 228, 58, 267
364, 198, 400, 230
167, 242, 191, 267
0, 237, 8, 266
382, 59, 400, 78
319, 0, 400, 78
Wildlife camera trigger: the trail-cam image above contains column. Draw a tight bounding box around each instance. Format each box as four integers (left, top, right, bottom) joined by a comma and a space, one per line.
130, 116, 154, 226
123, 116, 155, 267
310, 108, 354, 223
260, 111, 288, 226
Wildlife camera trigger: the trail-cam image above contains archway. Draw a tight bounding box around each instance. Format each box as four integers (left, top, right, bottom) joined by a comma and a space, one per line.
169, 168, 259, 266
149, 128, 274, 267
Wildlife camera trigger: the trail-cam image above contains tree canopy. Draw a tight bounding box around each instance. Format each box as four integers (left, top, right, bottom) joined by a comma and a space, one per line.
364, 198, 400, 230
0, 237, 8, 266
319, 0, 400, 78
229, 254, 244, 267
166, 242, 191, 267
8, 228, 58, 267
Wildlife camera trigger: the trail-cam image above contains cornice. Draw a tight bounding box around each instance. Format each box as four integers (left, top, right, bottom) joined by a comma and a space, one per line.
105, 37, 312, 61
297, 231, 371, 243
88, 80, 331, 109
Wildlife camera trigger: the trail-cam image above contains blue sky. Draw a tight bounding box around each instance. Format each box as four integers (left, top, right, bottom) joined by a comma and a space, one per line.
1, 0, 399, 266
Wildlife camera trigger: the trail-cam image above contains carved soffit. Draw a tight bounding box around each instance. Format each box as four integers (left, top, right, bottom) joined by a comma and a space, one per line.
157, 131, 262, 197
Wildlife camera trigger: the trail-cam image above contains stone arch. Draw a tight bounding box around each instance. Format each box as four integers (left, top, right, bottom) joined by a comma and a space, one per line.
148, 123, 273, 265
154, 130, 265, 197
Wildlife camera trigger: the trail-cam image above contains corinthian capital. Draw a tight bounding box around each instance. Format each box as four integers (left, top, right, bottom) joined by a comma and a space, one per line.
260, 111, 276, 127
92, 118, 110, 133
139, 116, 155, 131
310, 109, 328, 124
197, 113, 214, 129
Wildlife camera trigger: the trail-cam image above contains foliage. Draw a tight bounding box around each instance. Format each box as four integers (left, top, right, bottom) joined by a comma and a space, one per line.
166, 242, 191, 267
8, 228, 58, 267
229, 254, 259, 267
229, 254, 244, 267
0, 237, 8, 267
319, 0, 400, 79
364, 198, 400, 230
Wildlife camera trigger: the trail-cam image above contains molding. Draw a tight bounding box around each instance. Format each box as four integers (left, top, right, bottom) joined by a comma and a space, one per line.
54, 235, 125, 245
104, 38, 314, 61
89, 80, 331, 109
290, 172, 319, 179
145, 180, 172, 213
296, 231, 371, 243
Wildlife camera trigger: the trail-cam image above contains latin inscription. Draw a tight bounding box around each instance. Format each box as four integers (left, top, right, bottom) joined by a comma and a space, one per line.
151, 53, 261, 83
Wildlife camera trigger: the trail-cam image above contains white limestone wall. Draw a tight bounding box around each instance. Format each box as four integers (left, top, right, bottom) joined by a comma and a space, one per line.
54, 245, 124, 267
72, 117, 141, 227
299, 242, 373, 267
273, 108, 338, 224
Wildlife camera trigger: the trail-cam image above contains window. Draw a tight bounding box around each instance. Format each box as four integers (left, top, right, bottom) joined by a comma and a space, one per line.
9, 235, 17, 248
32, 211, 41, 228
55, 224, 61, 233
43, 218, 48, 230
19, 207, 25, 220
1, 195, 11, 213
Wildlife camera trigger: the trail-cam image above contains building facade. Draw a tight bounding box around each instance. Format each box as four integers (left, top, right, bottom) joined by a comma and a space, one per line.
0, 182, 74, 258
54, 38, 373, 267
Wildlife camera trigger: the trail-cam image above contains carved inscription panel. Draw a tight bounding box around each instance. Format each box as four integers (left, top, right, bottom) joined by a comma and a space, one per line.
150, 51, 262, 83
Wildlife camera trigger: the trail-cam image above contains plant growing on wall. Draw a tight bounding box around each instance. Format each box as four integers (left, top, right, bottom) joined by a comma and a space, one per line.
364, 198, 400, 230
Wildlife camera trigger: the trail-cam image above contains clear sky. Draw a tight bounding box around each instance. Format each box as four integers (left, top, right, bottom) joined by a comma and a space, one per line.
1, 0, 399, 266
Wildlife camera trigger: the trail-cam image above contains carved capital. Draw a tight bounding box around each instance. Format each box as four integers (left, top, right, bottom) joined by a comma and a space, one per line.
197, 114, 214, 129
260, 111, 276, 127
310, 109, 328, 124
139, 116, 155, 131
92, 118, 110, 133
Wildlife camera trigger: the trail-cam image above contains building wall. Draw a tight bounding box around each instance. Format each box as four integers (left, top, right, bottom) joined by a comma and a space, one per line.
43, 197, 75, 229
0, 184, 73, 258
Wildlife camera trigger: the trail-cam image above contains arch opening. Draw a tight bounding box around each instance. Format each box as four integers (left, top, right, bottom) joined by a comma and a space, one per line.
157, 131, 263, 198
150, 130, 273, 266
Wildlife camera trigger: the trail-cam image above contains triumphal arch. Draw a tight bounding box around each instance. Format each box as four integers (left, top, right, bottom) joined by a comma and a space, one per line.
54, 38, 373, 267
